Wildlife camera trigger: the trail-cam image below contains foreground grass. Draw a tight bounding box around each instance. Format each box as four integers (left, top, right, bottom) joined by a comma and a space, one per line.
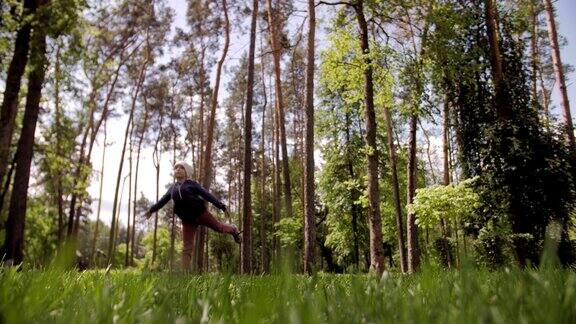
1, 266, 575, 323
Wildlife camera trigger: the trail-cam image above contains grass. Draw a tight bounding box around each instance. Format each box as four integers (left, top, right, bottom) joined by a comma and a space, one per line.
1, 265, 575, 323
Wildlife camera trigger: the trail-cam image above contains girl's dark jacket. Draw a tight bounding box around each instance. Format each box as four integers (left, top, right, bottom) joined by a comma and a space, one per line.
148, 180, 226, 221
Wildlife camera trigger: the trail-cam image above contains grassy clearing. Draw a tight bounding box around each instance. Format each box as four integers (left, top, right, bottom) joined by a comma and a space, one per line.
1, 265, 575, 323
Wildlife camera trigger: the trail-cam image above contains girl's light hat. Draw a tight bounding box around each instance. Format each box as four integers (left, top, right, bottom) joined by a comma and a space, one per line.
174, 161, 194, 179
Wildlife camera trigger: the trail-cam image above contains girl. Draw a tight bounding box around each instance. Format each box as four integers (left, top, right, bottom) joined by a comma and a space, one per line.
144, 161, 240, 270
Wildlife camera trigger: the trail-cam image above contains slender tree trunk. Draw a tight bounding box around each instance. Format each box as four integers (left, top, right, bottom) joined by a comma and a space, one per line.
68, 39, 140, 239
0, 0, 38, 195
260, 39, 269, 273
90, 122, 107, 266
1, 19, 47, 264
197, 49, 206, 178
544, 0, 574, 150
241, 0, 258, 274
345, 112, 360, 269
530, 0, 538, 106
441, 94, 451, 243
107, 62, 146, 266
152, 152, 160, 264
68, 61, 124, 238
132, 109, 149, 265
485, 0, 512, 120
354, 0, 384, 274
169, 141, 176, 272
303, 0, 317, 275
383, 106, 407, 273
406, 115, 420, 273
273, 95, 282, 264
125, 130, 134, 267
196, 0, 230, 272
266, 0, 294, 221
108, 118, 133, 266
54, 42, 65, 245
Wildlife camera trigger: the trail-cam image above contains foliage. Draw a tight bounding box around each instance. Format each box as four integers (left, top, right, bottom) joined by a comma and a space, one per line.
409, 177, 481, 230
141, 226, 180, 270
274, 217, 302, 248
23, 197, 58, 266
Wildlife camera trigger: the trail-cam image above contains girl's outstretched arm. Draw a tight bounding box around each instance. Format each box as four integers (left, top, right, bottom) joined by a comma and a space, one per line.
146, 186, 172, 216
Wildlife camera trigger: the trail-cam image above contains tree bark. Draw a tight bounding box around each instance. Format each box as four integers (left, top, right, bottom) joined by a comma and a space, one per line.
266, 0, 294, 221
273, 92, 282, 263
383, 106, 407, 273
195, 0, 230, 272
345, 111, 360, 269
354, 0, 384, 274
406, 115, 420, 273
53, 41, 65, 245
0, 0, 38, 200
1, 18, 47, 264
544, 0, 574, 150
125, 128, 134, 267
485, 0, 512, 120
303, 0, 317, 275
107, 60, 147, 266
241, 0, 258, 274
90, 122, 107, 266
132, 108, 149, 265
529, 0, 538, 106
259, 37, 269, 273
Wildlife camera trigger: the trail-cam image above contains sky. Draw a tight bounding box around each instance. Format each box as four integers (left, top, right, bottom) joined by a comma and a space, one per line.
86, 0, 576, 228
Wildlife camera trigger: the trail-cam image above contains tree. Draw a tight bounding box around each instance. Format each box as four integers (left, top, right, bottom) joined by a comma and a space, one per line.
241, 0, 258, 274
266, 0, 294, 223
353, 0, 384, 274
1, 0, 50, 264
303, 0, 317, 275
543, 0, 573, 150
0, 0, 39, 203
195, 0, 230, 272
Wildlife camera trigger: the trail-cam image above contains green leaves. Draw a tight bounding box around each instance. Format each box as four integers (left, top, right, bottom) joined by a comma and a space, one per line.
409, 177, 481, 229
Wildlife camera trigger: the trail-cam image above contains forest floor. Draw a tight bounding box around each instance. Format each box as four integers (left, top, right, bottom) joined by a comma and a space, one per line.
1, 265, 575, 323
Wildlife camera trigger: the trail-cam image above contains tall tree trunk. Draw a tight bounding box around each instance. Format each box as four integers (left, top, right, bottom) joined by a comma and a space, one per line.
529, 0, 538, 106
68, 61, 124, 238
406, 115, 419, 273
68, 38, 139, 239
266, 0, 294, 221
1, 19, 47, 264
107, 61, 146, 266
107, 117, 133, 266
273, 94, 282, 264
132, 109, 149, 265
259, 38, 269, 273
441, 94, 451, 243
404, 1, 434, 273
0, 0, 38, 196
196, 0, 230, 272
345, 112, 360, 269
544, 0, 574, 149
303, 0, 316, 275
354, 0, 384, 274
241, 0, 258, 274
90, 122, 107, 266
125, 130, 133, 267
53, 41, 65, 245
383, 106, 407, 273
485, 0, 512, 120
196, 48, 206, 178
169, 140, 176, 272
152, 148, 161, 264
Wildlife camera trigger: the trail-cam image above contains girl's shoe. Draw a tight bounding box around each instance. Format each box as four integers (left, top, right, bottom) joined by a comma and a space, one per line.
230, 224, 242, 244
